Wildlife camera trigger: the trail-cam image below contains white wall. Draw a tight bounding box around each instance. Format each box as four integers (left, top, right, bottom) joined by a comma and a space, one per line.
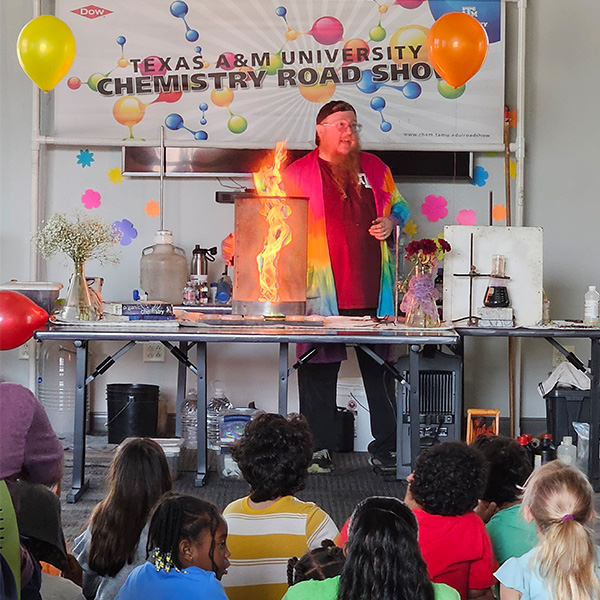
2, 1, 598, 427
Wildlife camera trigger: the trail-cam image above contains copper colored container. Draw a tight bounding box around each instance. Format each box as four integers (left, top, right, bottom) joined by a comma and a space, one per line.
233, 194, 308, 316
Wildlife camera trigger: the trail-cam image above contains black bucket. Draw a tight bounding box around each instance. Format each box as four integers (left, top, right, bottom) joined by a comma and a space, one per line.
106, 384, 159, 444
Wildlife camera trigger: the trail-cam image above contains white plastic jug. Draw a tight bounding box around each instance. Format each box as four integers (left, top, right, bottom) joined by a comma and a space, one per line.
140, 230, 188, 304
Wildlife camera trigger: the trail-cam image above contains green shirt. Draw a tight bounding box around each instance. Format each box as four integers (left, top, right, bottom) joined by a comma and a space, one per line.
486, 504, 538, 566
281, 575, 460, 600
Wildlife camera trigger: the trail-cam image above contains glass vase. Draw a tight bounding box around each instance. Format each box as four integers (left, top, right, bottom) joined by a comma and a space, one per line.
58, 261, 97, 322
401, 263, 440, 328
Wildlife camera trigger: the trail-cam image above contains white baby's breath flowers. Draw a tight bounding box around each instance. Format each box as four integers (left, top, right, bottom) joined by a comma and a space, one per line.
35, 211, 122, 265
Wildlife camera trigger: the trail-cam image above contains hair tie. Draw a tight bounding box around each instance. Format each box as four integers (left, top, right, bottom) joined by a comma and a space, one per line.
561, 514, 574, 522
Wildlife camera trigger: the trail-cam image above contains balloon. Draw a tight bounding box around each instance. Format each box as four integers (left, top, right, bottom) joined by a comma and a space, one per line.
0, 292, 49, 351
16, 15, 76, 92
426, 12, 488, 88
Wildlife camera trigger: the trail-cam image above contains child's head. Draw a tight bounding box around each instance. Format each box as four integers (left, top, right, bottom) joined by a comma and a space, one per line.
106, 437, 172, 510
287, 540, 345, 586
471, 434, 532, 505
409, 441, 487, 516
231, 413, 313, 503
89, 437, 173, 577
521, 461, 599, 600
147, 493, 230, 580
338, 496, 434, 600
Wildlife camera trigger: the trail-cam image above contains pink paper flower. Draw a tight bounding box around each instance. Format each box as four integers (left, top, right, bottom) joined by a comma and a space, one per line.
456, 210, 477, 225
421, 195, 448, 222
81, 189, 101, 209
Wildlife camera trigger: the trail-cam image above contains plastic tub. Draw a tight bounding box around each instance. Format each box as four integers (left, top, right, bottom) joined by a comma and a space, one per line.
150, 438, 183, 479
0, 281, 63, 314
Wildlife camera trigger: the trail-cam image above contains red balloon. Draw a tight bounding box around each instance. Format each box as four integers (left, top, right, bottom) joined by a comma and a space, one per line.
426, 12, 488, 88
0, 291, 49, 351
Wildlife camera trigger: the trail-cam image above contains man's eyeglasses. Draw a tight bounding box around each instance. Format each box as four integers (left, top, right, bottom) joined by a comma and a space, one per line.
320, 121, 363, 134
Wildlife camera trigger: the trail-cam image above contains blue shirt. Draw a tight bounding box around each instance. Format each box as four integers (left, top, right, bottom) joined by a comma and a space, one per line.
115, 562, 228, 600
495, 545, 600, 600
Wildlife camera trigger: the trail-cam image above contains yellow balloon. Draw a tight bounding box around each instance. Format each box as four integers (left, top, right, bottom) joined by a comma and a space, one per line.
17, 15, 76, 92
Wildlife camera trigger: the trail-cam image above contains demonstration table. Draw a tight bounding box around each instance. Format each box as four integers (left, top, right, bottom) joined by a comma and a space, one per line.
35, 321, 458, 502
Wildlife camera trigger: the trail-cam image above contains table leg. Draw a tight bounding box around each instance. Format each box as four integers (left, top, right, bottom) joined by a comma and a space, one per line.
195, 342, 207, 486
278, 343, 289, 416
67, 340, 90, 503
175, 342, 190, 437
589, 338, 600, 491
408, 344, 421, 472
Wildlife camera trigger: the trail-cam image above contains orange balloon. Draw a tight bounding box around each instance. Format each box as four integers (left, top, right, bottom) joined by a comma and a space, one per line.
426, 12, 488, 88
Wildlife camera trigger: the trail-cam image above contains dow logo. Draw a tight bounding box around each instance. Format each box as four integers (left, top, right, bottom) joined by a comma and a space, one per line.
72, 5, 113, 19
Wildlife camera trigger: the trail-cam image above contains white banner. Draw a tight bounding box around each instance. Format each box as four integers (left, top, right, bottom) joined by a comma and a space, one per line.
54, 0, 504, 150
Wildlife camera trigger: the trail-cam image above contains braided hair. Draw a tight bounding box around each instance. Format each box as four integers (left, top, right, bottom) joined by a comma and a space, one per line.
146, 493, 222, 572
287, 539, 345, 586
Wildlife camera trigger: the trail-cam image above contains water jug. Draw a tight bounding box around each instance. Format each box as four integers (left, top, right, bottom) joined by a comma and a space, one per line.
37, 341, 78, 439
140, 230, 188, 304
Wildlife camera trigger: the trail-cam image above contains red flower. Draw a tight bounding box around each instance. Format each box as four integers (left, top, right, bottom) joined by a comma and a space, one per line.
439, 239, 451, 253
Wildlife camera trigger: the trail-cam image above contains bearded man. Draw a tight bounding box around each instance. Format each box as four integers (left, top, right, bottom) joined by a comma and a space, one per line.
283, 100, 411, 475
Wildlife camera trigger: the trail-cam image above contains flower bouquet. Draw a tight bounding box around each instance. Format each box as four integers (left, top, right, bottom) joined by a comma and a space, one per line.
400, 237, 451, 328
35, 212, 121, 321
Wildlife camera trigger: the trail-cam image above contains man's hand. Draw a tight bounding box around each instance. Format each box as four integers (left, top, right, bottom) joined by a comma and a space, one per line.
475, 500, 498, 524
369, 216, 395, 240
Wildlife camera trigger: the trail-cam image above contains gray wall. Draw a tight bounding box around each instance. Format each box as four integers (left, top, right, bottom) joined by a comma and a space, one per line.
2, 1, 598, 429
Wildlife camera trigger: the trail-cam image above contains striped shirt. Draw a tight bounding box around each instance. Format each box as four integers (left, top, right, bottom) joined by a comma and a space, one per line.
222, 495, 339, 600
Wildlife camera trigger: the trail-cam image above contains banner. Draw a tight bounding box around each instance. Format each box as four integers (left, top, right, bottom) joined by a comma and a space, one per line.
54, 0, 504, 150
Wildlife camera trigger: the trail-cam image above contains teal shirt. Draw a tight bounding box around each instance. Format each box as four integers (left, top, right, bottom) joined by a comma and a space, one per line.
486, 504, 538, 566
282, 575, 460, 600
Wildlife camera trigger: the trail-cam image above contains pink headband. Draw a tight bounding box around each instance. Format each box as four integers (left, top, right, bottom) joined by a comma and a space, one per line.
561, 514, 574, 522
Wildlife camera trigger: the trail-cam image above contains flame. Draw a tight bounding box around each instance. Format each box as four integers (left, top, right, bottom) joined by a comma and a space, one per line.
253, 142, 291, 303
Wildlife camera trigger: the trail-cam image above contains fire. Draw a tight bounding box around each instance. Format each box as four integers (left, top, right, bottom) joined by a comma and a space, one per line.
253, 142, 291, 303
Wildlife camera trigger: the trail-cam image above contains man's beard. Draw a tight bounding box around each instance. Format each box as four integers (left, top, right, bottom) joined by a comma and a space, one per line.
331, 144, 361, 197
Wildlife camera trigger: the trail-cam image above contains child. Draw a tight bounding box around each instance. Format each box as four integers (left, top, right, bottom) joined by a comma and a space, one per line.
286, 539, 345, 587
472, 435, 538, 565
283, 496, 459, 600
495, 461, 600, 600
115, 493, 230, 600
222, 413, 339, 600
405, 441, 497, 600
73, 437, 172, 599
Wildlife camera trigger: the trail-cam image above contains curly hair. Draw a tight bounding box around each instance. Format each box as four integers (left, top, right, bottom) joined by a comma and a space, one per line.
471, 435, 532, 505
410, 441, 487, 516
337, 497, 434, 600
231, 413, 313, 503
287, 539, 345, 586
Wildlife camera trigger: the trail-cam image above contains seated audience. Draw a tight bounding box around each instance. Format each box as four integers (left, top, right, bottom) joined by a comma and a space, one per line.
115, 493, 230, 600
405, 441, 497, 600
73, 437, 172, 600
286, 539, 345, 587
495, 461, 600, 600
222, 413, 339, 600
284, 496, 459, 600
471, 435, 537, 565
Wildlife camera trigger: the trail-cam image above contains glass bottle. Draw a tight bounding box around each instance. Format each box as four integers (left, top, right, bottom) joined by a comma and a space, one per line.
483, 254, 510, 308
58, 260, 97, 321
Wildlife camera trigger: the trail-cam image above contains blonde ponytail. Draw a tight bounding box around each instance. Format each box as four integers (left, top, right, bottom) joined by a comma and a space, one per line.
523, 462, 600, 600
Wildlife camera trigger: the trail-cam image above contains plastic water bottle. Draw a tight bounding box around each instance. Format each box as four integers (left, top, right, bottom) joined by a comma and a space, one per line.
557, 435, 577, 466
37, 341, 77, 439
216, 270, 232, 305
584, 286, 600, 325
207, 381, 233, 450
181, 388, 198, 449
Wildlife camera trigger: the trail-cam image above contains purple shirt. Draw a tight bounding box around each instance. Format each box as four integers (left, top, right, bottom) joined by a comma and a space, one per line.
0, 383, 63, 486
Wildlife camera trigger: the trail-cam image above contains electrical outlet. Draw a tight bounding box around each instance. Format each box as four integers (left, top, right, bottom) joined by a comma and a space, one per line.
143, 342, 165, 362
18, 342, 30, 360
553, 345, 575, 367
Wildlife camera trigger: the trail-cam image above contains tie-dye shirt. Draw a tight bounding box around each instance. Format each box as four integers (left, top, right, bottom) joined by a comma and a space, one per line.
284, 148, 410, 318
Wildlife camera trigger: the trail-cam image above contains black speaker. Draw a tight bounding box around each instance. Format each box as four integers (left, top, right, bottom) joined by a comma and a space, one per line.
395, 349, 462, 469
